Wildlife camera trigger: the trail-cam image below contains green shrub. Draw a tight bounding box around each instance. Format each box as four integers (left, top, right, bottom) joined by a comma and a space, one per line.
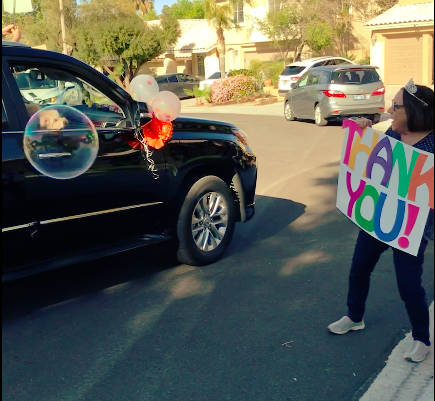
249, 59, 285, 86
228, 69, 255, 77
356, 57, 371, 65
184, 86, 211, 103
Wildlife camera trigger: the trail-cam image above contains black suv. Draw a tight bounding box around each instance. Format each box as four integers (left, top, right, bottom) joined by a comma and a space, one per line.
2, 42, 257, 281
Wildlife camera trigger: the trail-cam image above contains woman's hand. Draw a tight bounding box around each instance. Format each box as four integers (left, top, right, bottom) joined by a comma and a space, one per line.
351, 117, 372, 129
2, 24, 21, 41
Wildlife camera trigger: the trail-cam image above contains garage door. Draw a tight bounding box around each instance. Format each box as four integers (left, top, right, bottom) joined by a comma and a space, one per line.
384, 34, 422, 85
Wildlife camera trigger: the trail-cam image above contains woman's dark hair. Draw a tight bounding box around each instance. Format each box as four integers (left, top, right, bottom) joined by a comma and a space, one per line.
403, 85, 434, 132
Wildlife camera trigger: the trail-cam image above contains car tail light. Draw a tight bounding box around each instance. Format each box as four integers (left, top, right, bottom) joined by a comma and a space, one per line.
322, 90, 346, 98
371, 87, 385, 96
379, 107, 384, 111
291, 76, 300, 81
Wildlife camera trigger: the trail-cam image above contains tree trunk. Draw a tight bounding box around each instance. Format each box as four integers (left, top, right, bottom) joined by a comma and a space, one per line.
293, 42, 304, 62
102, 66, 124, 88
216, 26, 226, 79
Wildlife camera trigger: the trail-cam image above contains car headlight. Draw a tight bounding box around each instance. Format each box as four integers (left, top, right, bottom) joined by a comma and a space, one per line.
231, 127, 248, 145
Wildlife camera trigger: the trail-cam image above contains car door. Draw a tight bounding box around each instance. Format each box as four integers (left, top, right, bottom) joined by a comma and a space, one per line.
166, 74, 180, 98
291, 72, 310, 118
156, 76, 169, 92
2, 57, 167, 268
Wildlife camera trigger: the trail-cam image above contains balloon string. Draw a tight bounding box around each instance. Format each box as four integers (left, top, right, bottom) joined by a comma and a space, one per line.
135, 127, 159, 180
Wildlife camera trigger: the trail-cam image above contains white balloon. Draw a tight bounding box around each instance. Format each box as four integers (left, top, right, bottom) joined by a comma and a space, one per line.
130, 74, 159, 103
149, 91, 181, 122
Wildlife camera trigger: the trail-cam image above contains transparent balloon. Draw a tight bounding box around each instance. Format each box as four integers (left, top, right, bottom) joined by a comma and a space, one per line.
150, 91, 181, 122
130, 74, 159, 103
23, 105, 99, 179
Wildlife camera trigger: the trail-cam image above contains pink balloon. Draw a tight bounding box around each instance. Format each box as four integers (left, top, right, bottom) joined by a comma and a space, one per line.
150, 91, 181, 122
130, 74, 159, 103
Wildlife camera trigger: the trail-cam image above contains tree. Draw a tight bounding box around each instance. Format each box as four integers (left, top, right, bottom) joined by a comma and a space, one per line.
257, 8, 303, 62
257, 0, 330, 62
204, 0, 251, 78
73, 1, 180, 90
164, 0, 205, 19
2, 0, 77, 51
304, 21, 333, 55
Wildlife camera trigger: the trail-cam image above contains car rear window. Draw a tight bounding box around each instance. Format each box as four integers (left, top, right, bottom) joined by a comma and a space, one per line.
281, 66, 305, 76
330, 68, 381, 84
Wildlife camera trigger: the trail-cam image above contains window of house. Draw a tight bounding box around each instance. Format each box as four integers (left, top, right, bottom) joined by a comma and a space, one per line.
233, 1, 244, 23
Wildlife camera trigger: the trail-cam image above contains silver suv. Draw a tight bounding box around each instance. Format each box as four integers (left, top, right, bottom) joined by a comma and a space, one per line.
283, 65, 385, 126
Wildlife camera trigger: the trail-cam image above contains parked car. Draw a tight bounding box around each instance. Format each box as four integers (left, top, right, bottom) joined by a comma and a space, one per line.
278, 56, 354, 95
2, 41, 257, 281
155, 73, 200, 99
283, 65, 385, 126
199, 72, 228, 90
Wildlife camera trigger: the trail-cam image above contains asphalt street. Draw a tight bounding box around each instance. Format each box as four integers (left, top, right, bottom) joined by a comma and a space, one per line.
2, 112, 434, 401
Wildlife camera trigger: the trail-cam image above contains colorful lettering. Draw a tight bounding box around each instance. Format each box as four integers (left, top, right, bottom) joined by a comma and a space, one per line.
342, 119, 364, 165
408, 153, 434, 209
348, 131, 379, 171
366, 136, 392, 186
391, 142, 420, 198
346, 171, 366, 217
373, 192, 405, 242
354, 184, 379, 232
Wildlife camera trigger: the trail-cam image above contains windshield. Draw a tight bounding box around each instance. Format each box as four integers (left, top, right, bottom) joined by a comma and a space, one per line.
15, 71, 58, 90
207, 72, 222, 79
330, 69, 381, 84
281, 66, 305, 76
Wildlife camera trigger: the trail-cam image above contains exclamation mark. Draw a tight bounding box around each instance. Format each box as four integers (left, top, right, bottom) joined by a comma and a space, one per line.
398, 204, 419, 249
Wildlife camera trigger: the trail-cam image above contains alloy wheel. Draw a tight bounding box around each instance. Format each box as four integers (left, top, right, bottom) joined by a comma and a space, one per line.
191, 192, 229, 252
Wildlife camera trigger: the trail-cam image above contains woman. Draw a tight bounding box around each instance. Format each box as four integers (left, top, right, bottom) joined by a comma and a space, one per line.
328, 79, 434, 363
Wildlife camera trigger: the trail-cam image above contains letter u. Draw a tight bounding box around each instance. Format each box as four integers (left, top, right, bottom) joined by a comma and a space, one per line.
373, 193, 405, 242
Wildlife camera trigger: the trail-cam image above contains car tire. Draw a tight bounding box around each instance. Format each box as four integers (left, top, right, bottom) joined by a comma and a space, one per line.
371, 114, 381, 124
284, 101, 295, 121
314, 105, 328, 126
176, 176, 235, 266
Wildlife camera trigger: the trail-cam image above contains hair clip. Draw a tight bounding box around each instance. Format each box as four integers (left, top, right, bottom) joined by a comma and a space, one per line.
404, 78, 428, 106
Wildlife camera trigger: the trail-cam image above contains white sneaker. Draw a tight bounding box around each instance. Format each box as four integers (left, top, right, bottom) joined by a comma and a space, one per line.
404, 340, 430, 362
328, 316, 365, 334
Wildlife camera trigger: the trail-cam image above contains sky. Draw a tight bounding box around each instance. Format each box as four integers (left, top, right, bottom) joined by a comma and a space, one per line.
154, 0, 178, 14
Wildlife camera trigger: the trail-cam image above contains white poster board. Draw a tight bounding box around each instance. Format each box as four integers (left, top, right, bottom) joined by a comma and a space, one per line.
336, 120, 434, 256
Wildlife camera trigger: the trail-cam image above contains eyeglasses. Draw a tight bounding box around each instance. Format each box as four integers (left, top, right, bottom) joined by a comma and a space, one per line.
392, 102, 405, 111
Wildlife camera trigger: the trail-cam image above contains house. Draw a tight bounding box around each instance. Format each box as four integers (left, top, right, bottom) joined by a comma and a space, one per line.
140, 0, 372, 79
365, 0, 434, 86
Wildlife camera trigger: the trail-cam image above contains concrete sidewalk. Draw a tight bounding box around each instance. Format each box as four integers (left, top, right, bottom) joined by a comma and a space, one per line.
180, 90, 434, 401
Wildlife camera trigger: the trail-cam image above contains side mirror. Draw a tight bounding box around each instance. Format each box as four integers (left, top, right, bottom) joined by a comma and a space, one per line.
136, 101, 150, 126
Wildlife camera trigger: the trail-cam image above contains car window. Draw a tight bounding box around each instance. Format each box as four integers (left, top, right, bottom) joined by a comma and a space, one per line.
177, 74, 190, 82
307, 72, 320, 86
9, 63, 125, 127
156, 76, 168, 84
281, 66, 305, 76
334, 59, 352, 65
207, 72, 221, 80
331, 69, 381, 85
323, 60, 336, 66
167, 75, 178, 83
312, 61, 326, 68
297, 72, 309, 87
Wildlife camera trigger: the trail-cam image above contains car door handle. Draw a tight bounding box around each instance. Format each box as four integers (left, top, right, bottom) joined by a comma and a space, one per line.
38, 152, 72, 159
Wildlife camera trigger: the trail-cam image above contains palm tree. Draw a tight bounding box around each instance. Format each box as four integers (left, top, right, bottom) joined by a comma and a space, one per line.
204, 0, 250, 78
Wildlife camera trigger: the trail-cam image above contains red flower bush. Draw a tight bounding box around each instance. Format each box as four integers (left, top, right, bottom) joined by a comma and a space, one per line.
210, 75, 256, 104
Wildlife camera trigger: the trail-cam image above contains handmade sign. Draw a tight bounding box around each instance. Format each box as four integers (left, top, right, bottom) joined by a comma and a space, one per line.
336, 119, 434, 256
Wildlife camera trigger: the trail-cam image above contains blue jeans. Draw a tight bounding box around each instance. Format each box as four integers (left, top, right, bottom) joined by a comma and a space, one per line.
347, 230, 430, 346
